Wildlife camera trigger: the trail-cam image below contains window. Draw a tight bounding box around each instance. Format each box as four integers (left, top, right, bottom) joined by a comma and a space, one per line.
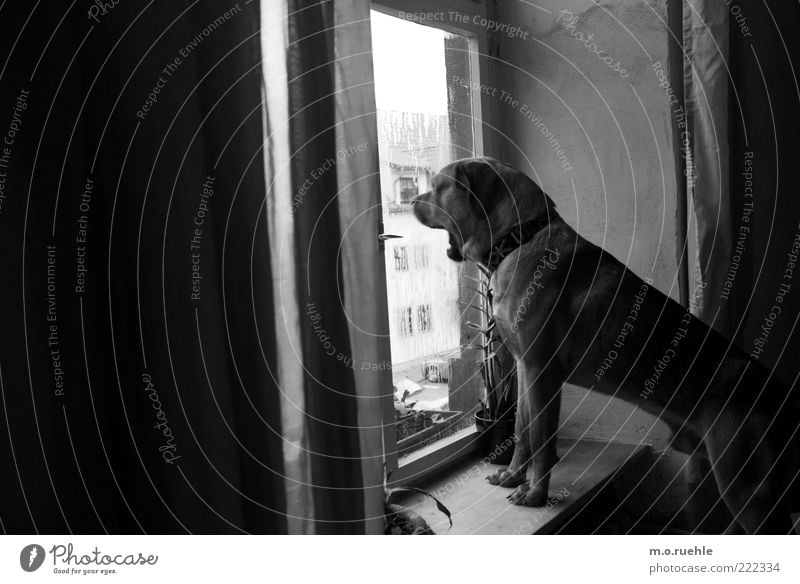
393, 246, 408, 270
399, 306, 413, 336
398, 176, 418, 203
372, 4, 483, 468
417, 304, 432, 332
414, 245, 429, 268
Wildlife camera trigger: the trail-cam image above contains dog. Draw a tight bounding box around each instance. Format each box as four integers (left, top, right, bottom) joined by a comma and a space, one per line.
412, 156, 799, 534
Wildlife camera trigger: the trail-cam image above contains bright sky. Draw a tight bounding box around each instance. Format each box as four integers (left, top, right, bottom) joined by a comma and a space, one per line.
370, 10, 449, 115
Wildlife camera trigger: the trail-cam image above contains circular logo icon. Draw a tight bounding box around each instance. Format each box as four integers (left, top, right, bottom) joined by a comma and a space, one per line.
20, 544, 46, 572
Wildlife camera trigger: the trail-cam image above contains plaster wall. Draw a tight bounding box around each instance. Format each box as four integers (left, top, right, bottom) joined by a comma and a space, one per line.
491, 0, 689, 525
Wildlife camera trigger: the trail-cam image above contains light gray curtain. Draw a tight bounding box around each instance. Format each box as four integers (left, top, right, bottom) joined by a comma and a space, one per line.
682, 0, 731, 335
262, 0, 385, 534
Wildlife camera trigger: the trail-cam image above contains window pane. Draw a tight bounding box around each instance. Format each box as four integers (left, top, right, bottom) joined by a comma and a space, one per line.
371, 10, 476, 457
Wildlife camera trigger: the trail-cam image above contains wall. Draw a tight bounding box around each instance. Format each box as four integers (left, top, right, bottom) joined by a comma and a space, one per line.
489, 0, 690, 526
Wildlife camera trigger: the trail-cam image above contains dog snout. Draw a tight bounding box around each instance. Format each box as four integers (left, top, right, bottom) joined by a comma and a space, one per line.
412, 191, 430, 222
412, 191, 429, 206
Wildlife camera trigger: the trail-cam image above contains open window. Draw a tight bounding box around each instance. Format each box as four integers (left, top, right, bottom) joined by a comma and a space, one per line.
371, 4, 490, 477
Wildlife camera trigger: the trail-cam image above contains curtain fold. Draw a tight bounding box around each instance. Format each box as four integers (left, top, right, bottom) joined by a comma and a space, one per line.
677, 0, 800, 380
673, 0, 800, 532
285, 0, 366, 534
681, 0, 731, 333
332, 0, 389, 535
0, 0, 383, 534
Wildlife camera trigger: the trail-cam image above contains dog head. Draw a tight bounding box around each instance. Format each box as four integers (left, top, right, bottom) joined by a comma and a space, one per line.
412, 157, 554, 263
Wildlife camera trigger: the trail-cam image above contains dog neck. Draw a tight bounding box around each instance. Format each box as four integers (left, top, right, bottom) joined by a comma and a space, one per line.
481, 216, 551, 272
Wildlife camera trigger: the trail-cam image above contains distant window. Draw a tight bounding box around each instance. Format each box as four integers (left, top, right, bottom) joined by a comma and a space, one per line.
398, 176, 418, 203
414, 245, 429, 268
399, 306, 413, 336
393, 246, 409, 271
417, 304, 432, 332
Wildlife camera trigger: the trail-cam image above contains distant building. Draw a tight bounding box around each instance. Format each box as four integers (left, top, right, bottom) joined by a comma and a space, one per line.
377, 110, 461, 378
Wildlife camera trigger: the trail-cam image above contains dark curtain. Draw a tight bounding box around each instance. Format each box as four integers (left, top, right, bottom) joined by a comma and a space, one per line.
0, 1, 288, 533
728, 1, 800, 385
680, 0, 800, 533
285, 1, 366, 533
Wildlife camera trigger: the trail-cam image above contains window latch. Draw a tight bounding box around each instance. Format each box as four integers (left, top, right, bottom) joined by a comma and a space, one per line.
377, 219, 403, 250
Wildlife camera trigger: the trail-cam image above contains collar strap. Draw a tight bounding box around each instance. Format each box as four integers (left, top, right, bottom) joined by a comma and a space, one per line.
482, 217, 550, 273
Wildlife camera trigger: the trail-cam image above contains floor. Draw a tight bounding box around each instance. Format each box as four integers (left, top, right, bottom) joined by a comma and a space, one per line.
394, 439, 649, 535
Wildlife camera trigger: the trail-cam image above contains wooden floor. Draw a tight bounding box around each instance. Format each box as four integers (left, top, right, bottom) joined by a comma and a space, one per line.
395, 439, 649, 535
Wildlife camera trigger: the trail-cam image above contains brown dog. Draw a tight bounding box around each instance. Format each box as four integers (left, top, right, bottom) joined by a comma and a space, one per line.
412, 157, 799, 534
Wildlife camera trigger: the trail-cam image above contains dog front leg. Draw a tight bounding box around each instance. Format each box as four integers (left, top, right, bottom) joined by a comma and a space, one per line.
508, 363, 562, 507
487, 361, 529, 488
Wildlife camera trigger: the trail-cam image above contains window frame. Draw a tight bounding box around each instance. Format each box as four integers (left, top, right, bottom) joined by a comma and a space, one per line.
399, 306, 414, 336
372, 0, 494, 486
416, 303, 432, 333
414, 244, 429, 268
397, 175, 418, 204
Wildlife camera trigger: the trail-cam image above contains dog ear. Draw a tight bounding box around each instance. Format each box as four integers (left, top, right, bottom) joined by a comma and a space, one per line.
452, 159, 505, 219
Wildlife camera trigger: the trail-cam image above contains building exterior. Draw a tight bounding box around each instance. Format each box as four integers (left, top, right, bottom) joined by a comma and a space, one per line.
378, 110, 461, 383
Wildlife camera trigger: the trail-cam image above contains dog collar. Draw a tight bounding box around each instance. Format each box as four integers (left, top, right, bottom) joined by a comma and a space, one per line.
482, 217, 550, 273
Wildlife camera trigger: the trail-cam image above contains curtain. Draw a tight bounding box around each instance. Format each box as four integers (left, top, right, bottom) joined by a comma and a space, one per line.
0, 0, 383, 534
680, 1, 800, 379
681, 0, 731, 334
672, 0, 800, 532
264, 0, 386, 534
727, 1, 800, 381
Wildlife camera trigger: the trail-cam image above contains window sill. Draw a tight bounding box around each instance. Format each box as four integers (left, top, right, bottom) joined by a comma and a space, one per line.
391, 439, 650, 534
387, 425, 481, 488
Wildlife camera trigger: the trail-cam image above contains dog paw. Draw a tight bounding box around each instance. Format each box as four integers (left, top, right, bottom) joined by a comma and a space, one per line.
486, 467, 527, 488
507, 483, 547, 507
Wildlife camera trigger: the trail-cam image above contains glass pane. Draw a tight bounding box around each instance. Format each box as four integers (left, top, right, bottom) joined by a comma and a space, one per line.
371, 10, 477, 457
